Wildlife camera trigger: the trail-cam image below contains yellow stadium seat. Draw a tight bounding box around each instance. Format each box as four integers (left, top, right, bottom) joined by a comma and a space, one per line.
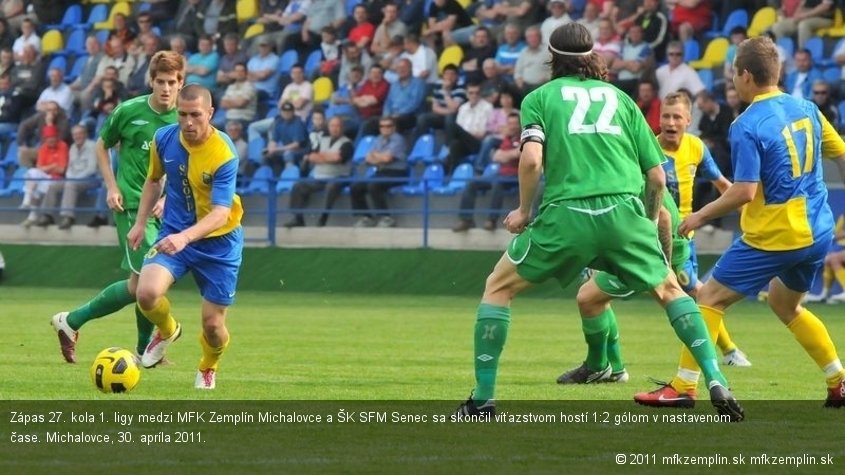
94, 2, 131, 30
689, 37, 729, 70
313, 77, 334, 105
41, 30, 64, 56
244, 23, 265, 40
237, 0, 259, 23
438, 45, 464, 74
747, 7, 777, 37
457, 0, 472, 8
817, 8, 845, 37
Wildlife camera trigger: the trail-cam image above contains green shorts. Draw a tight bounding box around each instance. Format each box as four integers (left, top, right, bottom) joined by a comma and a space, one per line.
507, 194, 668, 291
114, 210, 160, 274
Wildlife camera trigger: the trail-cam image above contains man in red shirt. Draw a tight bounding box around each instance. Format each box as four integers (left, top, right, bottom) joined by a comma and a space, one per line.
21, 125, 69, 227
637, 80, 661, 135
348, 4, 375, 51
353, 64, 391, 139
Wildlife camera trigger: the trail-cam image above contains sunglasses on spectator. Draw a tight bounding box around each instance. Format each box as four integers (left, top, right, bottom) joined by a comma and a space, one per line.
813, 90, 828, 95
379, 123, 394, 128
667, 52, 683, 57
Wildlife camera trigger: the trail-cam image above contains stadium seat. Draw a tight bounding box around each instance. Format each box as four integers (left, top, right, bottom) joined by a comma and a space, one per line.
60, 29, 87, 58
838, 101, 845, 129
275, 165, 301, 194
804, 37, 829, 67
747, 6, 777, 37
0, 141, 17, 167
41, 30, 64, 56
777, 37, 795, 59
137, 3, 152, 13
237, 0, 259, 23
689, 38, 729, 69
46, 56, 67, 78
65, 54, 88, 83
79, 4, 109, 30
824, 66, 841, 85
94, 2, 131, 31
0, 167, 27, 197
407, 134, 436, 164
346, 0, 361, 16
401, 164, 444, 195
352, 135, 377, 164
238, 165, 274, 196
817, 8, 845, 37
277, 49, 299, 76
438, 45, 464, 74
45, 4, 82, 32
433, 162, 474, 195
312, 77, 334, 105
95, 30, 110, 48
569, 0, 587, 20
457, 0, 472, 8
244, 23, 264, 40
707, 9, 748, 40
303, 49, 323, 79
248, 137, 266, 164
697, 69, 714, 90
682, 39, 700, 63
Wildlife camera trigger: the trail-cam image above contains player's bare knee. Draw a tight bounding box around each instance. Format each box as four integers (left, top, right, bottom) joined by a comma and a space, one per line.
135, 287, 161, 311
575, 281, 608, 315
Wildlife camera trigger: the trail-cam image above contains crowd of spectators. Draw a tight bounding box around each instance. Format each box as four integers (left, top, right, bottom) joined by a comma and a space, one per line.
0, 0, 843, 230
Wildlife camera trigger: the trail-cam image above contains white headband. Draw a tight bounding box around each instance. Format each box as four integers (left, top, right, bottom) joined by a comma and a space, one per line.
548, 44, 593, 56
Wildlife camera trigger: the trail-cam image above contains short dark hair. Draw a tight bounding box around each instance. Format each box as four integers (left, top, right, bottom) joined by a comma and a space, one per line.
179, 84, 212, 106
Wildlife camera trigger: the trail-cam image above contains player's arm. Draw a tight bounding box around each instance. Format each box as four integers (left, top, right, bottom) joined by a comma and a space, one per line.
819, 111, 845, 184
174, 159, 239, 244
95, 138, 124, 212
644, 164, 665, 223
679, 181, 756, 236
711, 175, 732, 194
657, 205, 673, 263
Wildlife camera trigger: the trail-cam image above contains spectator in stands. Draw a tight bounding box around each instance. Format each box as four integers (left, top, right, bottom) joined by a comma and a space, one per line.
31, 0, 72, 25
372, 2, 407, 60
225, 120, 250, 177
0, 74, 24, 138
489, 0, 538, 40
146, 0, 180, 24
197, 0, 238, 41
135, 12, 156, 38
611, 24, 653, 97
811, 80, 839, 126
442, 82, 493, 174
669, 0, 712, 42
452, 112, 520, 232
84, 76, 125, 132
10, 45, 46, 109
348, 4, 376, 51
514, 26, 549, 95
541, 0, 572, 46
401, 33, 439, 85
293, 0, 344, 54
316, 26, 343, 82
173, 0, 203, 50
247, 37, 281, 101
593, 19, 622, 69
307, 109, 326, 152
462, 27, 498, 85
785, 48, 823, 100
634, 0, 669, 62
70, 36, 104, 111
216, 33, 249, 96
0, 47, 13, 78
263, 101, 308, 174
363, 58, 426, 135
723, 26, 748, 86
12, 18, 40, 63
20, 125, 68, 227
36, 68, 73, 116
771, 0, 835, 50
351, 116, 408, 228
413, 63, 466, 140
285, 116, 354, 228
1, 0, 26, 34
95, 36, 137, 89
0, 18, 15, 51
655, 41, 704, 99
107, 13, 137, 53
398, 0, 427, 34
577, 1, 601, 40
35, 124, 98, 229
696, 89, 733, 177
495, 23, 526, 80
186, 35, 220, 90
352, 64, 391, 132
17, 101, 69, 167
724, 84, 744, 119
326, 65, 364, 135
280, 65, 313, 122
339, 42, 374, 89
637, 80, 662, 135
169, 35, 188, 57
480, 58, 508, 104
613, 0, 647, 34
219, 63, 257, 128
427, 0, 474, 49
474, 85, 519, 172
127, 33, 160, 98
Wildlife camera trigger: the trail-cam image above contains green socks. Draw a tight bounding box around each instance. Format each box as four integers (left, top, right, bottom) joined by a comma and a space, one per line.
666, 297, 728, 388
135, 304, 154, 355
581, 310, 610, 371
605, 309, 624, 373
66, 280, 134, 330
473, 303, 511, 403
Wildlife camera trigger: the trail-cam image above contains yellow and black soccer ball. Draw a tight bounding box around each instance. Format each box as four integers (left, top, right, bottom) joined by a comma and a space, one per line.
90, 347, 141, 393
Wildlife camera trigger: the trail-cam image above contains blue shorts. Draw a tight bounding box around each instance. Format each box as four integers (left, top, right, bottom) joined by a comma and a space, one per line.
712, 236, 832, 296
145, 227, 244, 306
675, 254, 699, 294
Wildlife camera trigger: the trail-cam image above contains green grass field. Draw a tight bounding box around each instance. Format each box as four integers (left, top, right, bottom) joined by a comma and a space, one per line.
1, 287, 844, 474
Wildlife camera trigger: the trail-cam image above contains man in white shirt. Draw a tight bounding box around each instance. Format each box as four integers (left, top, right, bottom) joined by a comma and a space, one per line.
655, 41, 705, 99
12, 18, 40, 62
37, 68, 74, 116
443, 83, 492, 174
400, 33, 438, 84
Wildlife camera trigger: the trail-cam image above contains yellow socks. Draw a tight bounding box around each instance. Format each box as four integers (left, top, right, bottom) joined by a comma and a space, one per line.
834, 269, 845, 291
140, 296, 177, 339
199, 332, 230, 371
715, 321, 737, 354
671, 305, 724, 393
787, 309, 845, 388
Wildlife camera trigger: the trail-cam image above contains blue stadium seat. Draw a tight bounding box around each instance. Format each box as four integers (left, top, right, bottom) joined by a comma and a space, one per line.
401, 163, 444, 195
277, 49, 299, 76
95, 30, 110, 48
65, 54, 88, 83
777, 36, 795, 59
683, 39, 700, 63
805, 37, 825, 65
303, 49, 322, 79
0, 167, 27, 197
346, 0, 361, 17
697, 69, 714, 90
824, 66, 841, 85
569, 0, 587, 20
46, 4, 82, 31
46, 56, 67, 79
238, 165, 274, 196
80, 4, 109, 30
433, 162, 474, 195
0, 141, 18, 167
707, 9, 748, 39
838, 101, 845, 130
247, 137, 266, 164
352, 135, 376, 164
407, 134, 436, 164
60, 29, 87, 57
275, 165, 301, 194
138, 3, 152, 13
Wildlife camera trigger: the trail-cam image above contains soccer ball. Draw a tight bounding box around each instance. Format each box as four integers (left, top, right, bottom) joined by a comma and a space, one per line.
90, 347, 141, 393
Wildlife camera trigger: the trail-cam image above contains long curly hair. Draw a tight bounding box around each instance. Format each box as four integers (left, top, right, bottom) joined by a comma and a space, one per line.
547, 23, 608, 81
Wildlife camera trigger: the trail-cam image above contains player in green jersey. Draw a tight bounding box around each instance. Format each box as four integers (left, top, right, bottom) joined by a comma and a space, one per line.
50, 51, 186, 363
454, 23, 743, 421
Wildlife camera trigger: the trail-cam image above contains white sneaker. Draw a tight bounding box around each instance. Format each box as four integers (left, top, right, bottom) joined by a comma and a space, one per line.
50, 312, 78, 363
141, 323, 182, 368
195, 369, 216, 389
723, 348, 752, 367
803, 292, 828, 303
827, 292, 845, 304
377, 216, 396, 227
